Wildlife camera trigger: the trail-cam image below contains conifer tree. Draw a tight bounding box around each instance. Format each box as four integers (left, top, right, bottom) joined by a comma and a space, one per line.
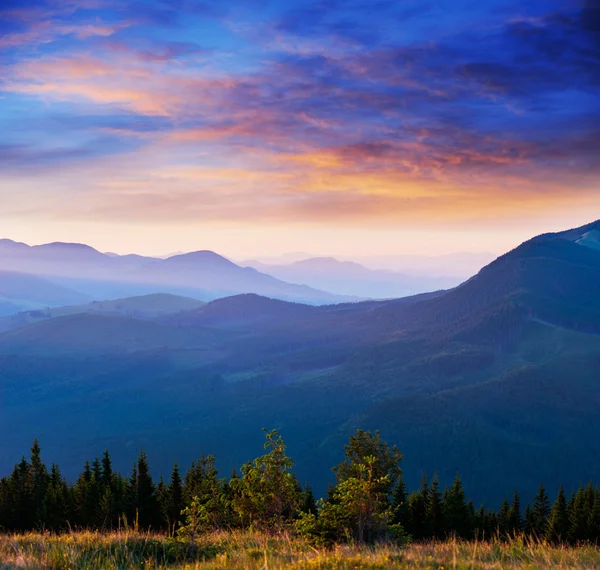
588, 488, 600, 543
166, 463, 184, 535
568, 486, 589, 544
427, 474, 443, 539
507, 490, 523, 534
546, 486, 569, 543
407, 475, 429, 539
101, 450, 113, 489
29, 439, 49, 528
45, 463, 68, 530
391, 476, 409, 529
300, 482, 318, 515
134, 451, 159, 529
531, 484, 550, 539
442, 475, 471, 539
497, 498, 510, 538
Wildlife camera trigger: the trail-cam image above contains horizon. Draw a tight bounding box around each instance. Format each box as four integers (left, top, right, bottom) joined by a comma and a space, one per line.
0, 215, 597, 263
0, 215, 597, 261
1, 1, 599, 257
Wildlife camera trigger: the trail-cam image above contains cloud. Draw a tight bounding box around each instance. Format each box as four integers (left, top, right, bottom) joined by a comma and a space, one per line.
0, 0, 598, 231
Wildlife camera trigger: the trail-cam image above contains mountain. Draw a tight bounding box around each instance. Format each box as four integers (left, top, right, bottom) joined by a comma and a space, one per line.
0, 270, 90, 315
141, 251, 351, 303
244, 256, 457, 298
0, 241, 352, 305
0, 293, 206, 332
1, 221, 600, 506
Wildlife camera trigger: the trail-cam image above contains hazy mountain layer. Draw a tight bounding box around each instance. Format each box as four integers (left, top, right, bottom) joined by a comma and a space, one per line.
0, 241, 352, 305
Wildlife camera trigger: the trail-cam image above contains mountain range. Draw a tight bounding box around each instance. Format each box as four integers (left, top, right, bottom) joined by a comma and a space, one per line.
0, 241, 355, 305
1, 221, 599, 505
243, 257, 459, 298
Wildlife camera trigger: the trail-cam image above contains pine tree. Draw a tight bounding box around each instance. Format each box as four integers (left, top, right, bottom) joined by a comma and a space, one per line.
391, 477, 409, 529
407, 474, 429, 539
135, 451, 159, 529
546, 486, 569, 543
531, 484, 550, 539
442, 475, 471, 539
507, 490, 523, 534
101, 450, 113, 490
29, 439, 48, 528
568, 486, 589, 544
45, 463, 68, 530
588, 488, 600, 543
497, 498, 510, 538
427, 474, 443, 539
166, 463, 184, 535
300, 482, 318, 515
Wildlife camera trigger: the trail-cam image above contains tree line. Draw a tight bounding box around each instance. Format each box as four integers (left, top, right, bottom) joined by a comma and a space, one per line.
0, 429, 598, 545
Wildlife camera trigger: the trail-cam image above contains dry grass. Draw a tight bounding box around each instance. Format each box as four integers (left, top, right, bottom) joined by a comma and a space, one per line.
1, 531, 600, 569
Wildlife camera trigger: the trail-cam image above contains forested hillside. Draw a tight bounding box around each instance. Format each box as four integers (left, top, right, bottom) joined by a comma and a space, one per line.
1, 221, 599, 505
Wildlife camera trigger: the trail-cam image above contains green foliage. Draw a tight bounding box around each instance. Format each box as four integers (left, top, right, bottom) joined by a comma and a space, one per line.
298, 430, 407, 546
546, 486, 569, 543
2, 432, 600, 550
230, 429, 301, 530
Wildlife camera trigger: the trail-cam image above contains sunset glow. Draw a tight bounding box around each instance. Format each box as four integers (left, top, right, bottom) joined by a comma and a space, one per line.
1, 0, 599, 257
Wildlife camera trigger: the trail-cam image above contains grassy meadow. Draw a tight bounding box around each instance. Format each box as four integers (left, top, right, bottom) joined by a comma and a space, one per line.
2, 532, 600, 569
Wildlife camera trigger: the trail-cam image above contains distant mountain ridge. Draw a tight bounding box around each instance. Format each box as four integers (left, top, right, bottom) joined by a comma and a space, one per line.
0, 240, 354, 306
244, 257, 459, 298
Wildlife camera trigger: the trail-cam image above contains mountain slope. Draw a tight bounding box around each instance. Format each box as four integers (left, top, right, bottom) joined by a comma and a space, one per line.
0, 270, 90, 315
245, 256, 457, 298
0, 221, 599, 505
0, 242, 352, 305
0, 293, 206, 332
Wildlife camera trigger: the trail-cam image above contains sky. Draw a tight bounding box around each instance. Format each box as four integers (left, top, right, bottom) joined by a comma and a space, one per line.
0, 0, 599, 258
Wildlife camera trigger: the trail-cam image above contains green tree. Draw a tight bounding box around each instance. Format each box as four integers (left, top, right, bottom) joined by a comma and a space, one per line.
165, 463, 184, 535
507, 490, 523, 534
333, 430, 402, 499
531, 484, 550, 539
568, 486, 589, 543
442, 475, 471, 539
298, 430, 406, 546
134, 451, 159, 529
546, 486, 569, 543
427, 474, 443, 539
231, 429, 300, 530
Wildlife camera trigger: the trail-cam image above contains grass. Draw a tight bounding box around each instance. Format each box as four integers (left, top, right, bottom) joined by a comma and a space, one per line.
2, 532, 600, 569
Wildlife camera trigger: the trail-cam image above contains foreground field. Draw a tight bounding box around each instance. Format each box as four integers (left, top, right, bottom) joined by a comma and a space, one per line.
1, 532, 600, 569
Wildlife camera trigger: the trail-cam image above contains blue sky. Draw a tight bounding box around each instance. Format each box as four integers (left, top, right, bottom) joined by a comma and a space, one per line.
0, 0, 598, 256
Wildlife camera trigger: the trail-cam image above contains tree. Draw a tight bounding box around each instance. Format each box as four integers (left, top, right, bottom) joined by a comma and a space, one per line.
165, 464, 184, 535
29, 440, 49, 528
568, 486, 589, 543
442, 475, 471, 539
134, 451, 159, 529
392, 476, 409, 529
407, 475, 429, 539
231, 429, 300, 530
507, 490, 523, 534
298, 430, 406, 546
427, 474, 443, 539
546, 486, 569, 543
531, 484, 550, 539
497, 498, 510, 538
333, 430, 402, 499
